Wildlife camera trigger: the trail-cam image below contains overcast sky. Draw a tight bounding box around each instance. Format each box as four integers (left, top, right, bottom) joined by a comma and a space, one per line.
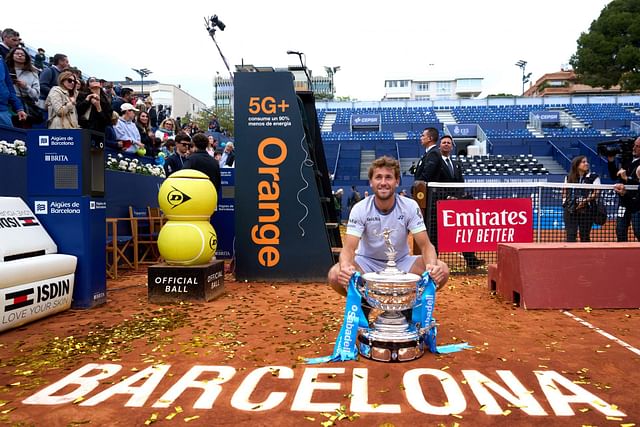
5, 0, 612, 105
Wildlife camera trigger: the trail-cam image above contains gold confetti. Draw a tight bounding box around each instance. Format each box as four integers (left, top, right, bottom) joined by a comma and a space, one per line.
165, 413, 177, 420
451, 413, 463, 419
620, 423, 636, 427
184, 416, 200, 422
578, 408, 590, 413
303, 416, 315, 421
502, 409, 512, 416
0, 408, 16, 415
606, 416, 623, 421
144, 412, 158, 425
72, 396, 85, 404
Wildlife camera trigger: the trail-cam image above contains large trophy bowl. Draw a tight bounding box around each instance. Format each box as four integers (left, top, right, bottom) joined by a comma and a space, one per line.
356, 228, 434, 362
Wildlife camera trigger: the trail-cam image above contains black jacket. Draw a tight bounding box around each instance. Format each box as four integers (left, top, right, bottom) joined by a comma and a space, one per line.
437, 155, 466, 199
183, 151, 222, 197
608, 157, 640, 211
413, 146, 443, 183
164, 153, 187, 176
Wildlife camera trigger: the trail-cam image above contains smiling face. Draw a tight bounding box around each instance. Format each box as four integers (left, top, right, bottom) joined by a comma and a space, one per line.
439, 136, 453, 156
369, 166, 398, 202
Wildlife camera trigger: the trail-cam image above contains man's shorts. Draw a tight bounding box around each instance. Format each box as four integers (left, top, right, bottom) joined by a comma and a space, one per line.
355, 254, 420, 274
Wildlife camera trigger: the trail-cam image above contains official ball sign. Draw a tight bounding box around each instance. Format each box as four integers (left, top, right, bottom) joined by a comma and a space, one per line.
437, 198, 533, 252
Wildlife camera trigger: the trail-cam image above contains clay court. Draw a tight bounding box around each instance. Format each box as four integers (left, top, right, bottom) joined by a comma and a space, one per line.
0, 266, 638, 427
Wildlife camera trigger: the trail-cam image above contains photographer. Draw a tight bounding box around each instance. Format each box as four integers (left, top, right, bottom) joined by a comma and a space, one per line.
607, 136, 640, 242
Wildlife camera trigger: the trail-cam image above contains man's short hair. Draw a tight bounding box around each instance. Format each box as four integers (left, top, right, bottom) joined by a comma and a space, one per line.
52, 54, 67, 66
424, 127, 439, 142
368, 156, 400, 180
121, 88, 134, 97
174, 132, 191, 144
440, 135, 453, 143
192, 133, 209, 150
2, 28, 19, 39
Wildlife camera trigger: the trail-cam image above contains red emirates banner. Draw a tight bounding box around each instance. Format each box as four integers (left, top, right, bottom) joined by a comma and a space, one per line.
437, 198, 533, 252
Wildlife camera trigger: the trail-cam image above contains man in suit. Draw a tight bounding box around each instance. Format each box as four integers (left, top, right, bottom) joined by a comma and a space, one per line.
607, 136, 640, 241
413, 127, 444, 253
438, 135, 486, 269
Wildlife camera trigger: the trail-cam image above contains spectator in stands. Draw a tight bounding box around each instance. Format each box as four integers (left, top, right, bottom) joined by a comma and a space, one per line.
0, 56, 26, 127
328, 156, 449, 298
45, 71, 79, 129
207, 134, 218, 156
135, 110, 154, 153
155, 118, 176, 141
104, 111, 120, 150
184, 133, 222, 197
0, 29, 20, 59
34, 48, 46, 71
164, 132, 191, 176
219, 142, 235, 167
563, 155, 601, 242
76, 76, 112, 133
438, 135, 486, 268
5, 47, 39, 128
102, 81, 115, 104
333, 188, 344, 224
112, 87, 134, 115
608, 136, 640, 242
113, 103, 144, 153
208, 113, 221, 132
213, 150, 222, 163
39, 53, 69, 106
347, 185, 361, 215
364, 190, 370, 197
145, 98, 157, 129
413, 127, 444, 253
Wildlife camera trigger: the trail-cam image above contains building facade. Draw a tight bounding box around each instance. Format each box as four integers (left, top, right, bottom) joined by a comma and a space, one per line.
119, 80, 207, 119
383, 77, 483, 101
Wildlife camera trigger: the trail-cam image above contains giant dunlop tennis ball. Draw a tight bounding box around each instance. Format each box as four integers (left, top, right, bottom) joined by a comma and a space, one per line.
158, 169, 217, 221
157, 221, 218, 265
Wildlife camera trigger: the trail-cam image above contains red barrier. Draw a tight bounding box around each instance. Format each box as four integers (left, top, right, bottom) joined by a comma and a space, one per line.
491, 243, 640, 309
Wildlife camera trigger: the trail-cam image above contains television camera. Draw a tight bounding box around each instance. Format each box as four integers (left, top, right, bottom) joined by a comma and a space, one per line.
597, 138, 635, 165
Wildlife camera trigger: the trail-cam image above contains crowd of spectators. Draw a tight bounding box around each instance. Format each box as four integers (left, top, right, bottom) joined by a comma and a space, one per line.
1, 26, 235, 170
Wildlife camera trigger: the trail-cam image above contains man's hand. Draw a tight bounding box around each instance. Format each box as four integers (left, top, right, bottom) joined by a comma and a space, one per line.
617, 168, 628, 181
17, 111, 27, 121
426, 261, 449, 290
338, 263, 356, 288
614, 183, 626, 195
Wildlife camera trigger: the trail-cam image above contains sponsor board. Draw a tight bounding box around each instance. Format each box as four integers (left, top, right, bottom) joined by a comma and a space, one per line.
0, 274, 74, 332
148, 260, 225, 303
0, 197, 57, 259
22, 363, 627, 420
437, 198, 533, 252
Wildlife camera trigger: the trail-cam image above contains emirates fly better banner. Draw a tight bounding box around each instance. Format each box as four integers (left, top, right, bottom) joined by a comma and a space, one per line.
437, 198, 533, 252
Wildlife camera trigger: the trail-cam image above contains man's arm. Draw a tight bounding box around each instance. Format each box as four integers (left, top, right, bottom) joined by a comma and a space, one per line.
412, 230, 448, 288
337, 234, 360, 288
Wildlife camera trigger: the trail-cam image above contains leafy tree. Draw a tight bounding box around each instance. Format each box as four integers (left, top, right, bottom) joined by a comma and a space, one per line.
193, 107, 234, 136
570, 0, 640, 91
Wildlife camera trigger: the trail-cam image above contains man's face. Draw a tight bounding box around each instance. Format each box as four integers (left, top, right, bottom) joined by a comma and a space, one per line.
420, 130, 434, 148
369, 167, 398, 202
176, 141, 191, 155
439, 138, 453, 156
124, 110, 136, 121
58, 56, 69, 69
123, 92, 133, 102
4, 35, 20, 49
634, 138, 640, 157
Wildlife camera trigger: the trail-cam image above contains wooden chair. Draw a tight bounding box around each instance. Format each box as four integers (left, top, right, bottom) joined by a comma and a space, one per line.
129, 206, 160, 265
106, 217, 137, 279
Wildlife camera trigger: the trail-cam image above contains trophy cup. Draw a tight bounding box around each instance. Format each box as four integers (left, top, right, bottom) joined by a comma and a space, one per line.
357, 228, 435, 362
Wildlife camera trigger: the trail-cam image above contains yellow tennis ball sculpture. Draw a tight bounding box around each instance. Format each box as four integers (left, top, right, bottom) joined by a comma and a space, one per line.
157, 169, 218, 266
158, 169, 217, 220
158, 221, 217, 265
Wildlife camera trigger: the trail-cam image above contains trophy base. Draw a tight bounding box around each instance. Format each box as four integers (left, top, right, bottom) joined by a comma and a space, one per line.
357, 329, 425, 362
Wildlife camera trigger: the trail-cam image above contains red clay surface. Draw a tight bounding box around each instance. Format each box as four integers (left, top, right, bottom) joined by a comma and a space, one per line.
1, 267, 639, 427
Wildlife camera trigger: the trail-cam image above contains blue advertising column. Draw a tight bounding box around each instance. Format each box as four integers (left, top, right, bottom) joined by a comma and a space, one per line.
234, 72, 335, 282
27, 130, 107, 309
211, 168, 235, 260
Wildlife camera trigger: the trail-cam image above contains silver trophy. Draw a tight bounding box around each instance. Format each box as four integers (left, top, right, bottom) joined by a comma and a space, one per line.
357, 228, 435, 362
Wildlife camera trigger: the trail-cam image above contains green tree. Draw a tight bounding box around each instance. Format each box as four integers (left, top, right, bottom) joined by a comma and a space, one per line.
570, 0, 640, 91
194, 107, 234, 136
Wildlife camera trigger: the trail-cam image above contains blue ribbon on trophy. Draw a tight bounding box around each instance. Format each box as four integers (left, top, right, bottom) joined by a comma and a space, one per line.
305, 272, 369, 364
412, 271, 472, 354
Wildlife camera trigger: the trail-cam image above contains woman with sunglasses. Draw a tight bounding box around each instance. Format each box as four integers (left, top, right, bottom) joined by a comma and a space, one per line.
45, 71, 80, 129
76, 76, 112, 133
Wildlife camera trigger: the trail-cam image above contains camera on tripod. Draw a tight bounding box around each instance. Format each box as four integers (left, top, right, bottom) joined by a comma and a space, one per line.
597, 138, 635, 164
209, 15, 225, 31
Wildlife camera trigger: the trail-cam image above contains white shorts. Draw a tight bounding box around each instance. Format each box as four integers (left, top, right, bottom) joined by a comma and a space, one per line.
354, 254, 420, 275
